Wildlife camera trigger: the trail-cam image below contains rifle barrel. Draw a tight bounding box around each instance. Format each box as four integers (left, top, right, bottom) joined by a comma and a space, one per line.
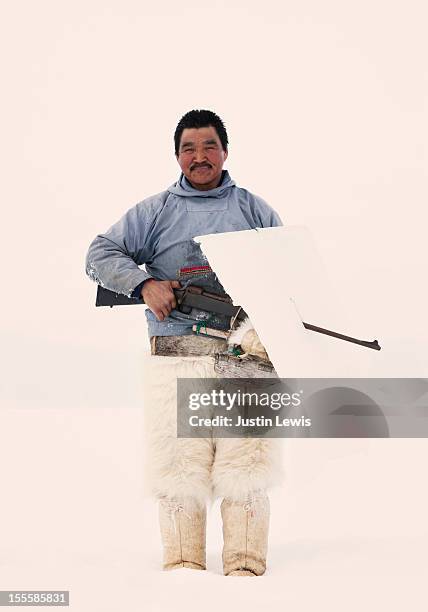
303, 322, 381, 350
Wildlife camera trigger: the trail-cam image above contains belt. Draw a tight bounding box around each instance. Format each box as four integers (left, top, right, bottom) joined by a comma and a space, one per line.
150, 334, 228, 357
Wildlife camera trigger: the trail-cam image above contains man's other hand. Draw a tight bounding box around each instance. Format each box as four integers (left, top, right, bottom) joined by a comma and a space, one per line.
141, 279, 181, 321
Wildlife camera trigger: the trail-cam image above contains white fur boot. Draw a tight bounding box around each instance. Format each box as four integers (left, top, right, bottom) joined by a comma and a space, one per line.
159, 497, 207, 570
221, 492, 270, 576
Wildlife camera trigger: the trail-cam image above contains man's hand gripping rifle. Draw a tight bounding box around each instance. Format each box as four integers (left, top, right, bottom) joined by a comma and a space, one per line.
95, 285, 381, 351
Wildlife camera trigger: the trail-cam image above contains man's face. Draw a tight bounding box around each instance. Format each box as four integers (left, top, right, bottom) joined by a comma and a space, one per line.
176, 126, 228, 191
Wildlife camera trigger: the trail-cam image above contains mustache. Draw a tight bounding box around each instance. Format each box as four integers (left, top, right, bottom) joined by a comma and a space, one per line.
190, 162, 212, 170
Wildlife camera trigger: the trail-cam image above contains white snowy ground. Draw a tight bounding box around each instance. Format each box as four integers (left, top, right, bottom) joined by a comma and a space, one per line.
1, 402, 427, 612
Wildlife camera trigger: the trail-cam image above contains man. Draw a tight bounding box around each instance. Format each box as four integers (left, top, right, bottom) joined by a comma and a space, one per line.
85, 109, 283, 576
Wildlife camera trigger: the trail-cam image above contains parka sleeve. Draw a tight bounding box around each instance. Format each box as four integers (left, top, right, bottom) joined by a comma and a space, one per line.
253, 195, 284, 228
85, 200, 156, 298
260, 206, 283, 228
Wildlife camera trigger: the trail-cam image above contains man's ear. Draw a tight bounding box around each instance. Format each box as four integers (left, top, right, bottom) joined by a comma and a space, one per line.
223, 149, 228, 161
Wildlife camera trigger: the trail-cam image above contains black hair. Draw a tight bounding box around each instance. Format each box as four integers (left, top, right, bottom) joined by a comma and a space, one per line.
174, 109, 228, 156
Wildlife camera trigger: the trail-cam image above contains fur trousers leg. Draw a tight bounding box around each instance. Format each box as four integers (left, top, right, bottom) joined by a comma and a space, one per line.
212, 437, 283, 502
142, 353, 217, 506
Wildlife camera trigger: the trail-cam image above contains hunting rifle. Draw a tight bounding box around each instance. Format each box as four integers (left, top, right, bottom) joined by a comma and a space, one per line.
95, 285, 381, 351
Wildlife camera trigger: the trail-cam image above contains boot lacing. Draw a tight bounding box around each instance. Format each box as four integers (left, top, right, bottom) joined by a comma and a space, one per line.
242, 491, 267, 517
168, 502, 192, 534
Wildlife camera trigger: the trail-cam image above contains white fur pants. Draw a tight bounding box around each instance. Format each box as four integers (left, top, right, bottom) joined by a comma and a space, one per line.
142, 352, 283, 506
